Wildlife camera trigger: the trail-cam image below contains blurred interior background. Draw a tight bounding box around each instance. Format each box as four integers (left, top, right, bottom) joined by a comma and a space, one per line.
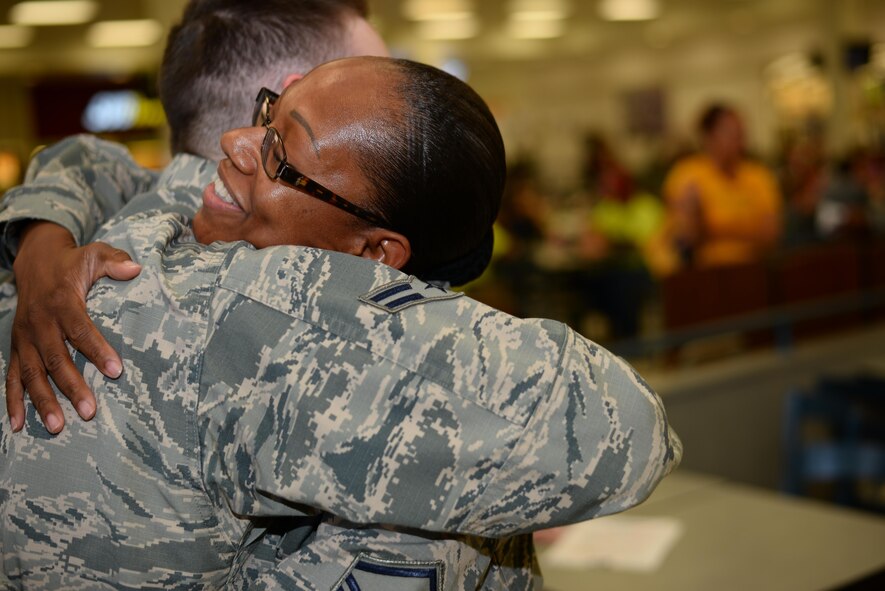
1, 1, 885, 587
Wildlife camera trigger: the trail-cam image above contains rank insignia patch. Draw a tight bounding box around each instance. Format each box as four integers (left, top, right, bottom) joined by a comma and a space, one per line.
359, 276, 462, 313
334, 554, 443, 591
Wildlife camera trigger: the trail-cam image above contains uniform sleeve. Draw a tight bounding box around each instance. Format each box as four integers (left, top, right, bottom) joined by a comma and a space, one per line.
199, 264, 680, 538
0, 134, 157, 268
460, 329, 682, 534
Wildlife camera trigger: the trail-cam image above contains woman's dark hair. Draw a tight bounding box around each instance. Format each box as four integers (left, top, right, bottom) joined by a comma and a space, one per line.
697, 102, 735, 137
354, 58, 506, 286
160, 0, 368, 161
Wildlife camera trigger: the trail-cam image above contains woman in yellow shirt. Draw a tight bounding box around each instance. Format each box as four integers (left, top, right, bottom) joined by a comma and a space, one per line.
663, 104, 782, 269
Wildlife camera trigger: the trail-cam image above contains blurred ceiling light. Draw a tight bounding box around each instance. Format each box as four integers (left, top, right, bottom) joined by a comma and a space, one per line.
87, 19, 163, 48
404, 0, 472, 21
509, 0, 570, 21
765, 53, 815, 80
0, 25, 34, 48
598, 0, 659, 22
507, 20, 563, 39
508, 18, 563, 39
417, 15, 478, 39
9, 1, 97, 26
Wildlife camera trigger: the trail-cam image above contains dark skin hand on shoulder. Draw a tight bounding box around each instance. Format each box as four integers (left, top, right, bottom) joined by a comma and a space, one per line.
7, 221, 141, 434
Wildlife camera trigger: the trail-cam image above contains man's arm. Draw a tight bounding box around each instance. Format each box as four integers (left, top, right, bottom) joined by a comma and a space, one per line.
2, 135, 157, 432
0, 134, 158, 264
200, 246, 680, 537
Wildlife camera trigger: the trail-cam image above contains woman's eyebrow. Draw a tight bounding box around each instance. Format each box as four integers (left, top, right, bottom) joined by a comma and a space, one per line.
288, 109, 320, 157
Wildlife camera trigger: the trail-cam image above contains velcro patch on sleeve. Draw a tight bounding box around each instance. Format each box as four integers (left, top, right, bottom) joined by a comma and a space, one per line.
359, 276, 462, 313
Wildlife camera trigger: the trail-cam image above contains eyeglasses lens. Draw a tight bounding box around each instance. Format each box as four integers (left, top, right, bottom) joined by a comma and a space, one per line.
261, 128, 287, 180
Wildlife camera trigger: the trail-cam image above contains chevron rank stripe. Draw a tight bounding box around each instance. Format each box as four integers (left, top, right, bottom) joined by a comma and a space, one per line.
359, 276, 463, 313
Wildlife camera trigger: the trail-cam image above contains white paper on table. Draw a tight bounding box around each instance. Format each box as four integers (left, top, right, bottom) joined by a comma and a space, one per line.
543, 515, 684, 573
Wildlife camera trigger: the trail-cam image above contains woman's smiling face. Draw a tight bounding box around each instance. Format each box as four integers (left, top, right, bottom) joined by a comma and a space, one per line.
192, 58, 397, 252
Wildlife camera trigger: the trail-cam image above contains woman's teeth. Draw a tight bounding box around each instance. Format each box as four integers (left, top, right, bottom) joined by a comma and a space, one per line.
214, 178, 235, 205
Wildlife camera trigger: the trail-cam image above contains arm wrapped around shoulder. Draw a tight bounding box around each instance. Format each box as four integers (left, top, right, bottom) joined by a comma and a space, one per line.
462, 324, 681, 536
0, 134, 157, 267
201, 250, 680, 539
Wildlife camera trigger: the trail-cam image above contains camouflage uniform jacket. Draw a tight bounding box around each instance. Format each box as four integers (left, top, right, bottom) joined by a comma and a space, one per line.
0, 136, 681, 590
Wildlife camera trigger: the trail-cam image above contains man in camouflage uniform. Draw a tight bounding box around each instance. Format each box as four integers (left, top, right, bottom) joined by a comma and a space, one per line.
0, 125, 680, 589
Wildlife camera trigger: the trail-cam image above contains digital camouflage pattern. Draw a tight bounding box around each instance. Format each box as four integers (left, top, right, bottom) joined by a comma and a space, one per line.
0, 136, 681, 589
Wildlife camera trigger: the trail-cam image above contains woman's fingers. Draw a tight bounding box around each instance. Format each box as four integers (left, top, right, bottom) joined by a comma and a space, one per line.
6, 224, 139, 433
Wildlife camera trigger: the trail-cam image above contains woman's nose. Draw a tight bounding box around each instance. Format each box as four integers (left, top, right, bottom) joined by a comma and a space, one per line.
220, 127, 265, 176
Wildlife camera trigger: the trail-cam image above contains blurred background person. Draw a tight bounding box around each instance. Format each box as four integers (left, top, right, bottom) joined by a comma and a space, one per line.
568, 134, 662, 340
817, 148, 878, 241
476, 158, 551, 316
663, 103, 782, 269
779, 131, 827, 248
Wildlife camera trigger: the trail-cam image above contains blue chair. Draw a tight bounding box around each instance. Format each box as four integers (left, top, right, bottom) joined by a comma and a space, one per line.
782, 377, 885, 512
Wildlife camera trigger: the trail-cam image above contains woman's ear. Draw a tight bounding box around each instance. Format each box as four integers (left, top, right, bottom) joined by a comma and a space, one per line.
359, 230, 411, 270
282, 73, 304, 88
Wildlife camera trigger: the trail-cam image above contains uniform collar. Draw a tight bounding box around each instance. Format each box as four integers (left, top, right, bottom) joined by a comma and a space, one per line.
156, 152, 216, 191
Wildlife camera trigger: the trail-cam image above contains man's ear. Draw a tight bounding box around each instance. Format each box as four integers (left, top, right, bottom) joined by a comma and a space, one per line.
359, 229, 411, 270
282, 73, 304, 89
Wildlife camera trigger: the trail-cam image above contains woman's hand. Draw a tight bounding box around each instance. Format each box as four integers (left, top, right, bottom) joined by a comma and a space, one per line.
7, 221, 142, 433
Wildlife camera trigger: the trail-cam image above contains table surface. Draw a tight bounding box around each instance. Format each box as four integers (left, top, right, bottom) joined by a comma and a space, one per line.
537, 470, 885, 591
